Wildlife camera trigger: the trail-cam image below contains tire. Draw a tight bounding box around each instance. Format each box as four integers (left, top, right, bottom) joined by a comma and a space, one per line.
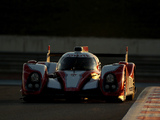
127, 90, 135, 100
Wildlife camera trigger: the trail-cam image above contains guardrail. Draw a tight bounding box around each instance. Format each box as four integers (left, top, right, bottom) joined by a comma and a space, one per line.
0, 52, 160, 81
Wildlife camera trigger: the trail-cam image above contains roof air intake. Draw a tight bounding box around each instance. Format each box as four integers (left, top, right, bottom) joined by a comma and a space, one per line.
74, 46, 82, 51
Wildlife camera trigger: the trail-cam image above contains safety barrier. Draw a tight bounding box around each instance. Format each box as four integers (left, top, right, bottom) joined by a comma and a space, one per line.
0, 52, 159, 81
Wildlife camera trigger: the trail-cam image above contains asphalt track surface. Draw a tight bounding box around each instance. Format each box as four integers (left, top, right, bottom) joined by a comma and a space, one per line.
0, 81, 160, 120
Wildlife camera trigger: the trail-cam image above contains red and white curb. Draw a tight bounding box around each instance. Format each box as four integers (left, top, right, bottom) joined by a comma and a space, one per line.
123, 87, 160, 120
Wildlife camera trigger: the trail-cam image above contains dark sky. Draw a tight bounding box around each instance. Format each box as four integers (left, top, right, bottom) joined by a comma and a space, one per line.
0, 0, 160, 38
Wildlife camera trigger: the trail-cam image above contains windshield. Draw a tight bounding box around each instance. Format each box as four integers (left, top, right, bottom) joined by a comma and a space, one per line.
57, 57, 97, 71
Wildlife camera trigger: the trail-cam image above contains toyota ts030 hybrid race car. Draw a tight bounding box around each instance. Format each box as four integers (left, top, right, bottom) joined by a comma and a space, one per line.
21, 46, 136, 102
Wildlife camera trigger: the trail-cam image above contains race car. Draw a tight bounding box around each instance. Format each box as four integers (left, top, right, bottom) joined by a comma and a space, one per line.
21, 46, 136, 102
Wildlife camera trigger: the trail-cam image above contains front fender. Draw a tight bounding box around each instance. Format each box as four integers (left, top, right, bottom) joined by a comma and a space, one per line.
100, 64, 126, 96
22, 63, 48, 95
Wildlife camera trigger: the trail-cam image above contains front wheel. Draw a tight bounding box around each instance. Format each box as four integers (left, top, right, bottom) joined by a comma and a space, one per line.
127, 85, 136, 100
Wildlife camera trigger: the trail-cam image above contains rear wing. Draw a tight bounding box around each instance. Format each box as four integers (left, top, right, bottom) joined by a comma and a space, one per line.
46, 45, 128, 62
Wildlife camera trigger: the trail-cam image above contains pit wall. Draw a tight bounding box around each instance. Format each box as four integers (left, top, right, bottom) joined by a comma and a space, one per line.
0, 35, 159, 56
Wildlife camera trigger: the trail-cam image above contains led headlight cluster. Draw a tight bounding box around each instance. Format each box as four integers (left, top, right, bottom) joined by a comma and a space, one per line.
103, 73, 118, 92
27, 73, 41, 91
31, 73, 39, 82
106, 74, 114, 83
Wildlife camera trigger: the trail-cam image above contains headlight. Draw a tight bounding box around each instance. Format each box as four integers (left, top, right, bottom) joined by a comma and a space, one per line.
35, 84, 40, 89
28, 83, 33, 88
111, 85, 116, 89
106, 74, 114, 83
103, 73, 118, 92
105, 85, 110, 89
31, 73, 39, 82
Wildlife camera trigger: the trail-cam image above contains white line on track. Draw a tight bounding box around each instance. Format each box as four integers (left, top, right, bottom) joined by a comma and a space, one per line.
123, 86, 160, 120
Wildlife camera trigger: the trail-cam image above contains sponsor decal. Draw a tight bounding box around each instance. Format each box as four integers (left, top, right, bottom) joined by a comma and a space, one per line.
71, 73, 77, 77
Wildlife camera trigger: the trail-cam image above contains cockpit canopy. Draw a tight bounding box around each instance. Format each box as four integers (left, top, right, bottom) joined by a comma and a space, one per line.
57, 57, 97, 71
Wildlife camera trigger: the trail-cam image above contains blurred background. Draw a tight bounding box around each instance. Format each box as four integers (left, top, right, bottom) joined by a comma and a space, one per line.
0, 0, 160, 82
1, 0, 160, 38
